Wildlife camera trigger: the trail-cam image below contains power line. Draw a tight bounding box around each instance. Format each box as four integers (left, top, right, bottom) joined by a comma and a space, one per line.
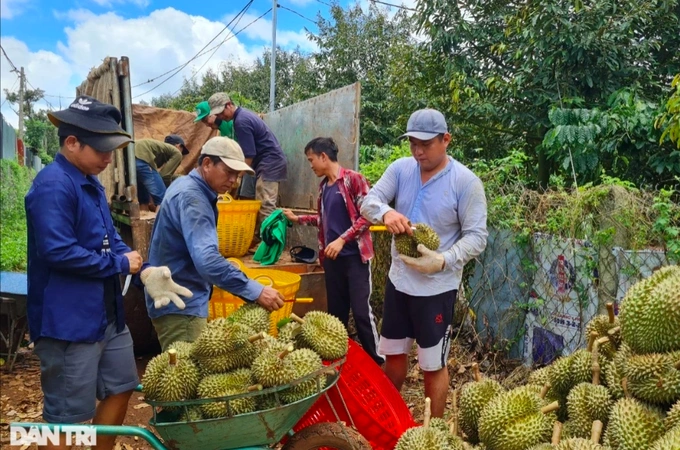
171, 7, 273, 97
1, 78, 19, 108
278, 4, 317, 24
0, 45, 18, 72
370, 0, 416, 11
132, 0, 254, 96
314, 0, 333, 7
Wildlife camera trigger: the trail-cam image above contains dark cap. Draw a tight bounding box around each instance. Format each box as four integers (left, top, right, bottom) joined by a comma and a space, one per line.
48, 95, 133, 152
165, 134, 190, 155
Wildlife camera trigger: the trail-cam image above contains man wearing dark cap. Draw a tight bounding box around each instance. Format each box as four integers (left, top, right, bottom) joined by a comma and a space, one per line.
25, 95, 193, 449
134, 135, 188, 209
207, 93, 288, 250
361, 108, 488, 418
145, 136, 285, 350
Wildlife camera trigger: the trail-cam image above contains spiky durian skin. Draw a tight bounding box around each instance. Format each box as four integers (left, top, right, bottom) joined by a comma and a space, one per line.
166, 341, 195, 359
279, 349, 325, 404
478, 386, 555, 450
277, 322, 301, 345
460, 378, 505, 443
413, 223, 440, 250
394, 426, 452, 450
623, 351, 680, 405
195, 345, 256, 374
197, 374, 256, 418
429, 418, 466, 450
586, 314, 621, 358
527, 445, 554, 450
228, 303, 271, 334
619, 265, 680, 354
570, 349, 607, 388
650, 425, 680, 450
394, 233, 418, 258
604, 343, 632, 399
566, 383, 613, 439
177, 406, 203, 422
251, 346, 297, 387
297, 311, 348, 360
665, 400, 680, 430
527, 366, 552, 387
142, 352, 200, 402
554, 439, 606, 450
602, 397, 666, 450
191, 321, 254, 358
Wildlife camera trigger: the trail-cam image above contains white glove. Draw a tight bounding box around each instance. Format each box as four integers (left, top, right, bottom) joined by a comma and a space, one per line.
398, 244, 446, 274
141, 266, 193, 309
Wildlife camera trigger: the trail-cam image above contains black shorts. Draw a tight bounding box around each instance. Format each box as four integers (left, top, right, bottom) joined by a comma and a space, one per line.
378, 278, 457, 371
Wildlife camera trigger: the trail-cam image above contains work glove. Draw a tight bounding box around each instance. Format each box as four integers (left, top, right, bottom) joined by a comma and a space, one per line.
141, 266, 193, 310
399, 244, 446, 275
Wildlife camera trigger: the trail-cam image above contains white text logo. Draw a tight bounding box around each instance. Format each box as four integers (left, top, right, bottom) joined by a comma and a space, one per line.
10, 425, 97, 446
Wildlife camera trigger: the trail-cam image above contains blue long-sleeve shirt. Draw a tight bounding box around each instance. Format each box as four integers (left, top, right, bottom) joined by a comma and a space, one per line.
25, 153, 146, 343
145, 169, 264, 319
361, 156, 488, 296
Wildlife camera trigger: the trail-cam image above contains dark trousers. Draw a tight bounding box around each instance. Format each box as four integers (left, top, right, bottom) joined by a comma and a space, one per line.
322, 254, 384, 365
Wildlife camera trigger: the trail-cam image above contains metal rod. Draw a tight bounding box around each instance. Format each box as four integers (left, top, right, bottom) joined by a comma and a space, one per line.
269, 0, 277, 112
118, 56, 137, 189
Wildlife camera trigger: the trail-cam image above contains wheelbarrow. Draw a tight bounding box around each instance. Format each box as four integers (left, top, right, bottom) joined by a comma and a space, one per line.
11, 358, 371, 450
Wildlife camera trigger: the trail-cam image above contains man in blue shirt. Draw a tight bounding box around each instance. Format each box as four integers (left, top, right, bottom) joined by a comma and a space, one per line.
361, 108, 488, 418
207, 93, 288, 250
146, 136, 285, 351
25, 95, 192, 449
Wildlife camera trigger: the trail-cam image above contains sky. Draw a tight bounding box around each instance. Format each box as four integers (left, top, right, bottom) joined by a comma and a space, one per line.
0, 0, 416, 128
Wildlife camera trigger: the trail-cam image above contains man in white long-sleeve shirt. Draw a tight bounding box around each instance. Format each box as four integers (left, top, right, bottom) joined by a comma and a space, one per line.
361, 108, 488, 417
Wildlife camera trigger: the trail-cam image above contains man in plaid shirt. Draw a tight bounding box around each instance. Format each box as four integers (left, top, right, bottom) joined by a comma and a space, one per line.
283, 137, 383, 365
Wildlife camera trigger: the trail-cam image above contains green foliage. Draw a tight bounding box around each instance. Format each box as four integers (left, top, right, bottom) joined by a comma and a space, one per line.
359, 141, 411, 185
24, 112, 59, 161
652, 186, 680, 262
0, 160, 32, 272
656, 74, 680, 149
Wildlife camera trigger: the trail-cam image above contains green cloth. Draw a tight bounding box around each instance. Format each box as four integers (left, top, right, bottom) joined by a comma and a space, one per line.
253, 209, 290, 266
218, 120, 236, 140
134, 139, 182, 175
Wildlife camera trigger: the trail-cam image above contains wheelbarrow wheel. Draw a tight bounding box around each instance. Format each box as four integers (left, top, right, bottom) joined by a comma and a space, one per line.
282, 422, 371, 450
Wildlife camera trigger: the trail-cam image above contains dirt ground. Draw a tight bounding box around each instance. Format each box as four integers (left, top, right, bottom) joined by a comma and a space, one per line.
1, 339, 527, 450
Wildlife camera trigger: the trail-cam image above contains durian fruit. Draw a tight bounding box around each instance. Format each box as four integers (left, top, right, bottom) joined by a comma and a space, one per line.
429, 416, 466, 450
251, 344, 297, 388
622, 350, 680, 405
228, 303, 271, 334
548, 335, 606, 397
650, 425, 680, 450
459, 363, 505, 443
142, 348, 201, 403
585, 303, 620, 360
394, 223, 441, 258
554, 420, 606, 450
166, 340, 195, 359
664, 399, 680, 430
192, 320, 265, 373
291, 311, 348, 360
197, 374, 260, 418
478, 385, 559, 450
527, 420, 563, 450
602, 397, 666, 450
394, 398, 454, 450
619, 265, 680, 354
177, 406, 203, 422
528, 366, 553, 387
279, 348, 326, 404
604, 343, 632, 400
277, 321, 301, 345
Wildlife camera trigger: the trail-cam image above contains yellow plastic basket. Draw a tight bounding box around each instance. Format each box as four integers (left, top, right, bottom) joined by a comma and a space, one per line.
216, 193, 261, 257
208, 258, 312, 335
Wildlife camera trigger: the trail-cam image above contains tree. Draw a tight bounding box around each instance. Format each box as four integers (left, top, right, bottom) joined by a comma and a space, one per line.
3, 87, 45, 120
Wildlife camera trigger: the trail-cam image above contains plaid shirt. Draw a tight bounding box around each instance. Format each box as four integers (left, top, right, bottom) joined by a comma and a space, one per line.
298, 167, 374, 264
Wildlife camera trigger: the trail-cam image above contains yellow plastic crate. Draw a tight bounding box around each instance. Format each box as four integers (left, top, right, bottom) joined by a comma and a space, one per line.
216, 193, 261, 258
208, 259, 312, 335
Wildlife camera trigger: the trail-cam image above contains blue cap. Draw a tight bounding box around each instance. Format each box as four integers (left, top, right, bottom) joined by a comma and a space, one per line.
400, 108, 448, 140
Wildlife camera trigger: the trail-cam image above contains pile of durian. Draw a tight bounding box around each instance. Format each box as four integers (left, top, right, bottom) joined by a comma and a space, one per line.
395, 264, 680, 450
141, 306, 349, 422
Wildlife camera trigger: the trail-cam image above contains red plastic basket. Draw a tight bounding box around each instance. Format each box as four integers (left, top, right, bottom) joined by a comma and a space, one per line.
292, 339, 416, 450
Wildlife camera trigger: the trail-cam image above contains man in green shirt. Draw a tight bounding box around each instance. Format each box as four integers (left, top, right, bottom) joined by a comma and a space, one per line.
135, 135, 188, 210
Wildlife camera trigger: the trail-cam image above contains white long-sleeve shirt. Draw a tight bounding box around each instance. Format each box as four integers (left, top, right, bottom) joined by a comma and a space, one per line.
361, 156, 488, 296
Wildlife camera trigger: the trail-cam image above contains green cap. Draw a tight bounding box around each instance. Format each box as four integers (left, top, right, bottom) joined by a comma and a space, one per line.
194, 101, 210, 122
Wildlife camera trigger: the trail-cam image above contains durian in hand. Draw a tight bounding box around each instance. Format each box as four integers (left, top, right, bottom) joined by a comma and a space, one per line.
394, 223, 441, 258
142, 348, 200, 403
228, 303, 271, 334
459, 363, 505, 444
619, 265, 680, 354
478, 385, 559, 450
291, 311, 348, 360
394, 397, 453, 450
602, 397, 666, 450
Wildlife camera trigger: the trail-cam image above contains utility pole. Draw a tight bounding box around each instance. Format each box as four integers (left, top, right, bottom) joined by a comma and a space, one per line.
17, 66, 25, 140
269, 0, 277, 113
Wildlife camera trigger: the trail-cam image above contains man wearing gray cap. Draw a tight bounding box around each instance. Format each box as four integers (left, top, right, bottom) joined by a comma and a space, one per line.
207, 93, 287, 251
361, 108, 488, 418
145, 136, 285, 350
25, 95, 192, 449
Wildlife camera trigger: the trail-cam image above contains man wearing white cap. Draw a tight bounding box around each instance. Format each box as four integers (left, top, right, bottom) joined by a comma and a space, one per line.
361, 108, 488, 418
145, 136, 285, 350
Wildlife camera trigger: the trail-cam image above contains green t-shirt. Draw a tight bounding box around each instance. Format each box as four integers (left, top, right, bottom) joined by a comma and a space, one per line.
218, 120, 236, 140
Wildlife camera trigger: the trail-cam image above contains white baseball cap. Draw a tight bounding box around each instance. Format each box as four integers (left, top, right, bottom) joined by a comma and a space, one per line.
200, 136, 255, 175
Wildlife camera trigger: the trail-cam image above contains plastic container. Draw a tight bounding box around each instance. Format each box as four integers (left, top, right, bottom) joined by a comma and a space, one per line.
215, 193, 261, 257
292, 339, 416, 449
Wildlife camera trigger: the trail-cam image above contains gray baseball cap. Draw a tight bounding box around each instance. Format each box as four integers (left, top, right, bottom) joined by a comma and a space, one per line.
208, 92, 232, 116
400, 108, 448, 140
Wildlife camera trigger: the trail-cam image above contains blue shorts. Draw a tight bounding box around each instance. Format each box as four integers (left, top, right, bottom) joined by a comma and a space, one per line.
34, 323, 140, 423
